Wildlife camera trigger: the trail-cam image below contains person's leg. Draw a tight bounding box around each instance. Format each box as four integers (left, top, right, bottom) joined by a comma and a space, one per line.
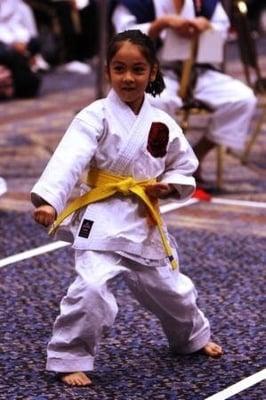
150, 68, 256, 183
191, 70, 257, 181
46, 250, 126, 385
53, 1, 80, 62
194, 70, 257, 150
124, 260, 222, 356
0, 47, 41, 98
0, 65, 14, 99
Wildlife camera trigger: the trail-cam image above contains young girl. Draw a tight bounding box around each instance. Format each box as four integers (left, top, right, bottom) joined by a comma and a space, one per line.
31, 29, 222, 387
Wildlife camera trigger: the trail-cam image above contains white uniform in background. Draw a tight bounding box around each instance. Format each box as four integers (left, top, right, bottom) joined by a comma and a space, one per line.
112, 0, 257, 151
32, 90, 210, 373
0, 176, 7, 196
0, 0, 38, 45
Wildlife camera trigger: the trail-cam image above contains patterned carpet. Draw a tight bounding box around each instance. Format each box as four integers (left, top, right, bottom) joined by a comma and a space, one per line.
0, 211, 265, 400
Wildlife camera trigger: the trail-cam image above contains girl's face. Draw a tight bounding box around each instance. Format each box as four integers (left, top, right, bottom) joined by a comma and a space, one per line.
107, 41, 157, 114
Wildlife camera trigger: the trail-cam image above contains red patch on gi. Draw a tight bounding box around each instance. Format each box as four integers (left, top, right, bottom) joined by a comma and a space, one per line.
147, 122, 169, 158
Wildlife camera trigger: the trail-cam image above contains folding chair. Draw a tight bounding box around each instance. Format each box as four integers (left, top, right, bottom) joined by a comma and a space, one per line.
176, 37, 226, 189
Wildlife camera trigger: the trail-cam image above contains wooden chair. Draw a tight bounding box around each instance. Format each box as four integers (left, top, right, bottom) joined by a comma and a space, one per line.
176, 36, 226, 189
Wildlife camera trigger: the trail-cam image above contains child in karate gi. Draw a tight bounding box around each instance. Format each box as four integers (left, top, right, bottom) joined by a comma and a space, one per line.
31, 29, 222, 387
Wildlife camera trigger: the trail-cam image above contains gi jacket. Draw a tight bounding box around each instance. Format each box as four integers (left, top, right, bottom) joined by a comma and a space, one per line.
31, 90, 198, 259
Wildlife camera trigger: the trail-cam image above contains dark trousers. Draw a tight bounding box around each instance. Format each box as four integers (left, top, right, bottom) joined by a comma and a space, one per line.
0, 43, 41, 98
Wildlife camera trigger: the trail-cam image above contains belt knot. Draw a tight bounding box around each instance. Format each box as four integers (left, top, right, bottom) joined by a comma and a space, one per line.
113, 177, 136, 195
49, 168, 178, 270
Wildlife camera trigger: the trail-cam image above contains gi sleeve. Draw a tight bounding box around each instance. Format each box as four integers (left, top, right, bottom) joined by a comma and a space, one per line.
210, 3, 230, 40
159, 119, 198, 202
31, 113, 102, 215
111, 4, 151, 35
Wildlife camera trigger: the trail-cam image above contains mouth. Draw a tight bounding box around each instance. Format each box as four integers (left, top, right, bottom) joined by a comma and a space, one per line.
122, 87, 135, 92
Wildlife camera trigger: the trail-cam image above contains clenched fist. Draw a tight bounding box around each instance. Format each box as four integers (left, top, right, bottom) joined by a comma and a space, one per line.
145, 183, 177, 199
33, 204, 56, 227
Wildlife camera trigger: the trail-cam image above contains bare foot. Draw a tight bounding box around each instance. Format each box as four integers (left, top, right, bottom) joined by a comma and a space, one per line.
201, 341, 223, 358
60, 371, 92, 386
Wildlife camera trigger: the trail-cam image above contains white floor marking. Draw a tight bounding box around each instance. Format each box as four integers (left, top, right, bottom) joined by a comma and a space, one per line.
0, 195, 265, 268
205, 369, 266, 400
0, 241, 69, 269
160, 197, 200, 213
0, 198, 197, 268
211, 197, 266, 209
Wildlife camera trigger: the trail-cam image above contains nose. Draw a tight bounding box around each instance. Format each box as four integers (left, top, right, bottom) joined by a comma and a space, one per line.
123, 70, 134, 82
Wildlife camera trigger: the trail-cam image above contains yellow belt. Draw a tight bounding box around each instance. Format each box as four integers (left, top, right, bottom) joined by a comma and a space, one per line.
49, 169, 178, 270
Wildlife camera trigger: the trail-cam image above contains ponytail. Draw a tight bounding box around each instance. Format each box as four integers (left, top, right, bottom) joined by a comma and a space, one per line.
146, 69, 165, 97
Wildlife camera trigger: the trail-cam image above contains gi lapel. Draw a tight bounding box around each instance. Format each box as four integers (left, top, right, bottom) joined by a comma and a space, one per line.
105, 90, 156, 174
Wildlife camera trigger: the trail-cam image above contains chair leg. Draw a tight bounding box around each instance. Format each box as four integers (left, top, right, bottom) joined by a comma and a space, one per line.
241, 111, 264, 164
180, 110, 190, 133
216, 145, 225, 190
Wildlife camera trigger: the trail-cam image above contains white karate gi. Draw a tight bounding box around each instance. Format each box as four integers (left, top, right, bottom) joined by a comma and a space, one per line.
32, 90, 210, 372
0, 0, 38, 45
112, 0, 257, 150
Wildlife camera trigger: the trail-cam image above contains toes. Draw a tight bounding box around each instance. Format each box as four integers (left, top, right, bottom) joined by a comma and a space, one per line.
202, 342, 223, 357
60, 372, 92, 386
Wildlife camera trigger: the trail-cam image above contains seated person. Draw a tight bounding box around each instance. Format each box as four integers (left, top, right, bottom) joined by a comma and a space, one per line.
0, 0, 49, 71
111, 0, 257, 183
0, 0, 44, 98
30, 0, 99, 65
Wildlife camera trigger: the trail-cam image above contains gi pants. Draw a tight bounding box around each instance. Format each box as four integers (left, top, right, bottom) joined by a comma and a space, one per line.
46, 250, 210, 373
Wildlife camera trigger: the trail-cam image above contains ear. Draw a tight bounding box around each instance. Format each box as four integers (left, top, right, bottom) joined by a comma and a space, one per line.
150, 64, 158, 82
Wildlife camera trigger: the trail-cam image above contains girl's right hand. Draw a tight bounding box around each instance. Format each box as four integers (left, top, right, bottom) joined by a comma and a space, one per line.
33, 205, 56, 227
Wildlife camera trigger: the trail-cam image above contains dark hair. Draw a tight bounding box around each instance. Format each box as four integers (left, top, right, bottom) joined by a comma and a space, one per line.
106, 30, 165, 97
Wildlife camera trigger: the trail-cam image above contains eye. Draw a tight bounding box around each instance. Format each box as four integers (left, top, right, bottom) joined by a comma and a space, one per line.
133, 66, 146, 74
112, 65, 124, 73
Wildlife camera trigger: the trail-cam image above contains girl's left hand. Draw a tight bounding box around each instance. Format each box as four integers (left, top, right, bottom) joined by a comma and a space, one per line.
145, 183, 177, 199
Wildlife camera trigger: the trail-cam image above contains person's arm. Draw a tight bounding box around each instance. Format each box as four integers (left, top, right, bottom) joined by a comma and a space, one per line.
148, 15, 194, 39
204, 2, 230, 38
145, 182, 178, 200
149, 2, 230, 40
31, 109, 101, 217
156, 116, 199, 202
31, 193, 57, 227
188, 17, 212, 34
33, 204, 57, 227
111, 4, 151, 34
111, 4, 193, 39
